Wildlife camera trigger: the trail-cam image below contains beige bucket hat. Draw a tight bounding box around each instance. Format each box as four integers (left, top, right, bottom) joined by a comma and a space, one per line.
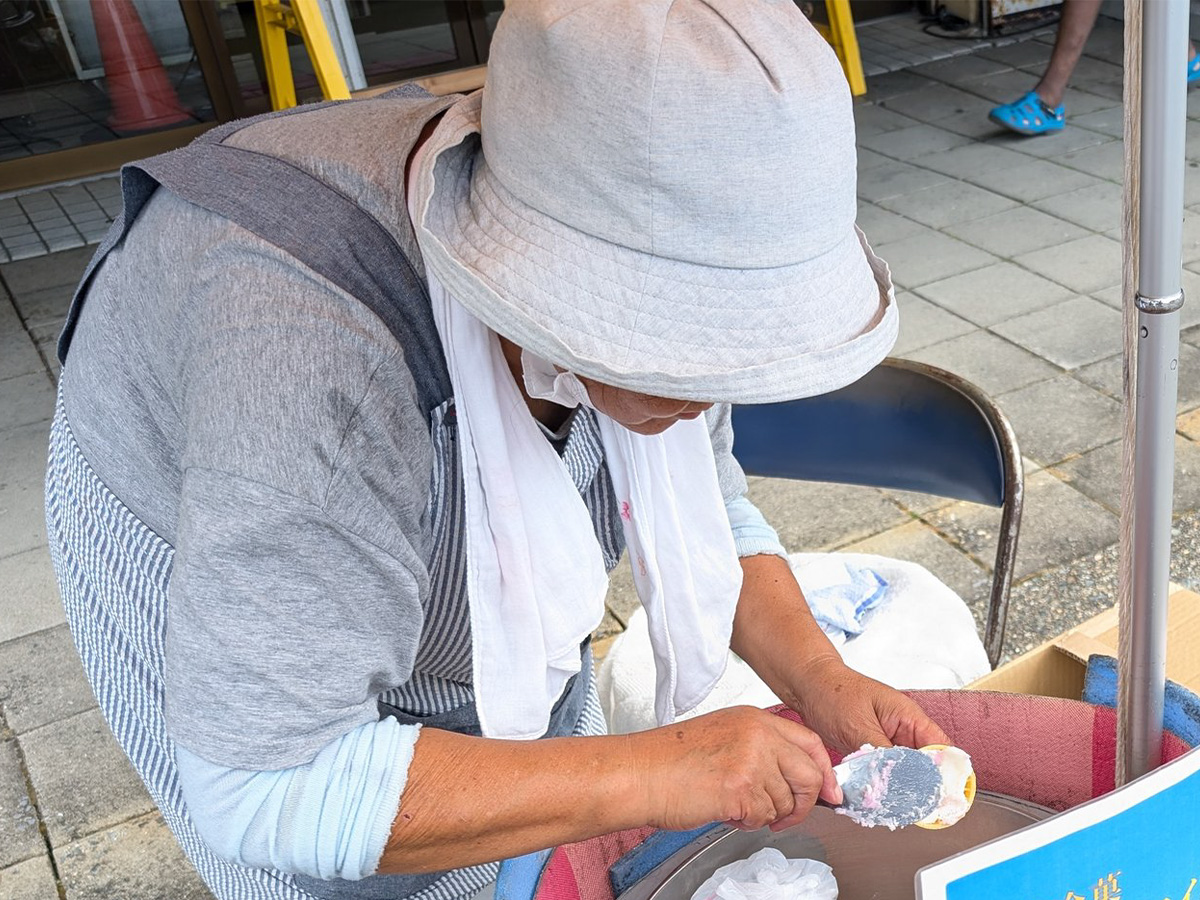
412, 0, 897, 404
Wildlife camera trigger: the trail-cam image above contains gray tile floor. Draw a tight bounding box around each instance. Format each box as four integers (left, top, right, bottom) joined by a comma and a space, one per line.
0, 178, 120, 263
7, 11, 1200, 899
855, 8, 1057, 78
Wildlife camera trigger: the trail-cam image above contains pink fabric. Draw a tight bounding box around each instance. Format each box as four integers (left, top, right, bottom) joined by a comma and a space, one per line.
539, 850, 580, 900
902, 691, 1105, 811
539, 827, 655, 900
531, 690, 1197, 900
1092, 704, 1117, 799
903, 691, 1192, 810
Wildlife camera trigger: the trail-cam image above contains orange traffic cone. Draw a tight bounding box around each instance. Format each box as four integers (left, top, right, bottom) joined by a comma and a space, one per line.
90, 0, 193, 133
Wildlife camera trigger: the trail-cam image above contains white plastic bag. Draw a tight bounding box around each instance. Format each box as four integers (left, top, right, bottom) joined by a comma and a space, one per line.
689, 848, 838, 900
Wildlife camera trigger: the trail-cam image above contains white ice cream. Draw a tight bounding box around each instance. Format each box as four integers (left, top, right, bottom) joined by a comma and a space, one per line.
917, 745, 974, 827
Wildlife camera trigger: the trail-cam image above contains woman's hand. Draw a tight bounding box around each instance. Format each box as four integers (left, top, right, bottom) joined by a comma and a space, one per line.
730, 554, 952, 757
785, 654, 950, 754
628, 706, 841, 833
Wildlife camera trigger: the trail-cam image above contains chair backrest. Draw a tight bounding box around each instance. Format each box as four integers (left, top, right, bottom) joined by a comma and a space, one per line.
730, 357, 1023, 668
730, 357, 1009, 506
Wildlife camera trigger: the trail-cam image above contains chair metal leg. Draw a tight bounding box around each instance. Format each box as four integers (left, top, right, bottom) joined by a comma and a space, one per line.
984, 467, 1023, 668
982, 405, 1024, 668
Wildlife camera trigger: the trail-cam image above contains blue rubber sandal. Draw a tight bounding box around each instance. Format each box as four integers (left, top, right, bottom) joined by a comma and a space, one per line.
988, 91, 1065, 136
1189, 53, 1200, 85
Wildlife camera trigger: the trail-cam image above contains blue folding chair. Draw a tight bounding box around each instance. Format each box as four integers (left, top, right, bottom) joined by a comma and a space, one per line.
730, 357, 1023, 668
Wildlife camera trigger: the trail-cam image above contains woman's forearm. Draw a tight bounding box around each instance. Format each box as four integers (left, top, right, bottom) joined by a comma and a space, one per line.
379, 728, 646, 873
379, 698, 842, 874
728, 554, 951, 757
728, 553, 842, 709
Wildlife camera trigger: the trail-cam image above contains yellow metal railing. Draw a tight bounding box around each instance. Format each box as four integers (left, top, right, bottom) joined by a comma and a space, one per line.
812, 0, 867, 97
254, 0, 350, 110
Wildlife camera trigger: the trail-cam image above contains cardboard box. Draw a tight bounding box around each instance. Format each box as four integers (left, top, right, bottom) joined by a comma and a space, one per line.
968, 586, 1200, 698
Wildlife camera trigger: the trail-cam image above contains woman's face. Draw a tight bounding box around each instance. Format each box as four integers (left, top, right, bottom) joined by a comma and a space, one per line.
576, 376, 712, 436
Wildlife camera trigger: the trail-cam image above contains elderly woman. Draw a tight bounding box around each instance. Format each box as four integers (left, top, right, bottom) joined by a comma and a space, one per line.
45, 1, 949, 898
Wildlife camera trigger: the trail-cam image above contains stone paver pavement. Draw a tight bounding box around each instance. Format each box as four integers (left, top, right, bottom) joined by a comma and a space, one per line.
9, 12, 1200, 898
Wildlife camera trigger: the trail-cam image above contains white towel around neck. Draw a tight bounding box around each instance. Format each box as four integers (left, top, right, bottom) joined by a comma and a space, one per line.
425, 279, 744, 738
411, 138, 744, 739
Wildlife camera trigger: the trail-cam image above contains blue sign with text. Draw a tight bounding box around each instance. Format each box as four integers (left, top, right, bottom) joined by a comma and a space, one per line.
917, 747, 1200, 900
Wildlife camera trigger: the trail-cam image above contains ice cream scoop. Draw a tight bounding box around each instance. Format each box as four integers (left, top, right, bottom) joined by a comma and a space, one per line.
821, 745, 942, 829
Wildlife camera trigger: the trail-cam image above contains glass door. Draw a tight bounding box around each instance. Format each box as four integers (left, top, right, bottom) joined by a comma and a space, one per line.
0, 0, 218, 190
0, 0, 504, 192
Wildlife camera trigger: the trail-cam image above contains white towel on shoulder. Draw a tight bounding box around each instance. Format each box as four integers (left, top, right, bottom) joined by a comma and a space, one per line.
425, 284, 744, 739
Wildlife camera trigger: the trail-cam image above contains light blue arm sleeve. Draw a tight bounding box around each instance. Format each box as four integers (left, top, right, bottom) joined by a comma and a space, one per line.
175, 718, 420, 880
726, 494, 789, 561
705, 403, 789, 562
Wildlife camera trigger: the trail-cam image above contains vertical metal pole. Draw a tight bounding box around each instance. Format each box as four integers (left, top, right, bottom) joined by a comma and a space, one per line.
1122, 0, 1188, 782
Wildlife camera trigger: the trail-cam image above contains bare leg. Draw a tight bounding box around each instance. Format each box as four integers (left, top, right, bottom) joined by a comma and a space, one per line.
1034, 0, 1103, 108
994, 6, 1199, 132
